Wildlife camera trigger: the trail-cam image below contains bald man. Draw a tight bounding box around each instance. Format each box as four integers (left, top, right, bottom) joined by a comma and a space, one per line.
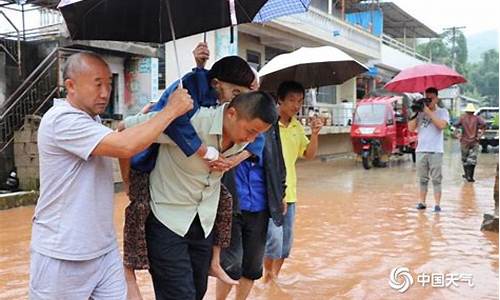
28, 52, 192, 300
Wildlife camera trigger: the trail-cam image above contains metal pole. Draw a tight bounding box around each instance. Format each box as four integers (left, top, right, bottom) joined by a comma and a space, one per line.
21, 4, 25, 40
443, 26, 466, 70
341, 0, 344, 19
165, 0, 183, 88
403, 26, 406, 49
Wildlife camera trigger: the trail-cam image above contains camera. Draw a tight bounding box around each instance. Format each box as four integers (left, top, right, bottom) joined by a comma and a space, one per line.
411, 97, 432, 112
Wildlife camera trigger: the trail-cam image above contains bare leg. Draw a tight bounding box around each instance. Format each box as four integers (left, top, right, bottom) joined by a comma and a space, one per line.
434, 192, 441, 206
216, 278, 234, 300
235, 277, 255, 300
124, 265, 143, 300
209, 246, 239, 285
263, 258, 274, 283
419, 188, 427, 204
272, 258, 286, 278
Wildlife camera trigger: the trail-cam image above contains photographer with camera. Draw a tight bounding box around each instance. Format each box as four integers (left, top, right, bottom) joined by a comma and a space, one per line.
409, 87, 450, 212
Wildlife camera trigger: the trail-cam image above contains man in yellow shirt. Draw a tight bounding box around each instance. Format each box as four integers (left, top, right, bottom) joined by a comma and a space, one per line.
264, 81, 323, 282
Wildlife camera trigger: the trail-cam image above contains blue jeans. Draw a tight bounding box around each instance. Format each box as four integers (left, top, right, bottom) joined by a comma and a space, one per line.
264, 203, 296, 259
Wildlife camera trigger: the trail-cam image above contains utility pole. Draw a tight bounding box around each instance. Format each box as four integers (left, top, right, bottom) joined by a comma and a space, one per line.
443, 26, 466, 70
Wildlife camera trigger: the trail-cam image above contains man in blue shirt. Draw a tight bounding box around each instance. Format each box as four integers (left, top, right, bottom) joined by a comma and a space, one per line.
216, 117, 287, 300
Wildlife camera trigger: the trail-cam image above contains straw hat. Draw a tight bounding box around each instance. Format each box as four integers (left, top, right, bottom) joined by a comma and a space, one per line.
464, 103, 476, 113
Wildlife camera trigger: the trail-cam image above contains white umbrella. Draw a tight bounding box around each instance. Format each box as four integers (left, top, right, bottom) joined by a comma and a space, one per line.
258, 46, 368, 90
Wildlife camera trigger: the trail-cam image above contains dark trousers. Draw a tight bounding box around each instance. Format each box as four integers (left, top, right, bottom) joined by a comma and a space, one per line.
220, 210, 269, 281
146, 214, 213, 300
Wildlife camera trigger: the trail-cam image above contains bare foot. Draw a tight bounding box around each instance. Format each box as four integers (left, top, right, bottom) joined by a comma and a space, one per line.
263, 272, 275, 284
209, 263, 239, 285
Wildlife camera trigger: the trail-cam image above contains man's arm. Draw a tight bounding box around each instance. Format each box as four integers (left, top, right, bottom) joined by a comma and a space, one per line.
304, 117, 322, 160
118, 158, 130, 195
408, 113, 419, 132
92, 88, 192, 158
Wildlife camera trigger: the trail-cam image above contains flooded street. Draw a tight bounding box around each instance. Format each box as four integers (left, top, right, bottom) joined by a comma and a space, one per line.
0, 141, 498, 299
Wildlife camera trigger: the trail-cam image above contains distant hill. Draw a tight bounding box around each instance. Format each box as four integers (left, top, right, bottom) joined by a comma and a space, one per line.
467, 29, 499, 63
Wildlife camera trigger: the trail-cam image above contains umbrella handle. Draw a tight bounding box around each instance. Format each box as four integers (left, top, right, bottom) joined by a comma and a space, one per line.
165, 0, 183, 89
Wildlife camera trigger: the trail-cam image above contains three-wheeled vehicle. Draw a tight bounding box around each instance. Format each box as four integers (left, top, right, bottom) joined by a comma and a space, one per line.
350, 95, 418, 169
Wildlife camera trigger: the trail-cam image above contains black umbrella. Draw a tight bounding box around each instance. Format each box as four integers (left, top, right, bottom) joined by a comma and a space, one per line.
58, 0, 269, 43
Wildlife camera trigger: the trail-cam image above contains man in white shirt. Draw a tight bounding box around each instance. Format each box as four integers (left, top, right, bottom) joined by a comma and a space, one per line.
29, 52, 192, 299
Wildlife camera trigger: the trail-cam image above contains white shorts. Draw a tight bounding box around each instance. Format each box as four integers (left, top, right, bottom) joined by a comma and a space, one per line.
29, 247, 126, 300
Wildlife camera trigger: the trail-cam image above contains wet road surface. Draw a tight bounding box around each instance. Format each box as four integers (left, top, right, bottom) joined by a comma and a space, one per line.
0, 141, 498, 299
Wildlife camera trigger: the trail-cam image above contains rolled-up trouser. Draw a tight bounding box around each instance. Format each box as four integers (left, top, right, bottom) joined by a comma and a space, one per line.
416, 152, 443, 194
461, 143, 479, 166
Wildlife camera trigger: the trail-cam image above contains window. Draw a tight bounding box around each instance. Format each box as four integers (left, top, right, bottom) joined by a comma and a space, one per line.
246, 50, 261, 70
354, 104, 386, 125
265, 46, 287, 64
317, 85, 337, 104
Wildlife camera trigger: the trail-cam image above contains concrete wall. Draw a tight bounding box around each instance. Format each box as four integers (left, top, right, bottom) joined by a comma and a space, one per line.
102, 55, 125, 115
13, 116, 41, 190
378, 44, 426, 71
238, 33, 265, 66
164, 32, 217, 86
164, 27, 240, 86
0, 143, 14, 186
12, 116, 123, 190
337, 78, 357, 102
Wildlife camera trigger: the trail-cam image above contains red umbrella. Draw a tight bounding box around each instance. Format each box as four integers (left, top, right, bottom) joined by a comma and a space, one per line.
384, 63, 467, 93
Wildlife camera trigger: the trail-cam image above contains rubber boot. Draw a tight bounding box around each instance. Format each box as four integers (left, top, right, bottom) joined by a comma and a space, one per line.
468, 165, 476, 182
462, 165, 468, 180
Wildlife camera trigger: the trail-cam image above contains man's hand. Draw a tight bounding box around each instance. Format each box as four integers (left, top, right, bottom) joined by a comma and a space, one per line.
310, 117, 323, 135
116, 121, 126, 132
163, 88, 193, 117
193, 42, 209, 69
140, 102, 154, 114
422, 105, 433, 116
208, 155, 233, 173
282, 200, 288, 215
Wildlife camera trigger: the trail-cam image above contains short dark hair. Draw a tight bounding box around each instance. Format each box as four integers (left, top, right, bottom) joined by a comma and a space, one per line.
425, 87, 438, 95
277, 81, 305, 100
208, 56, 254, 88
228, 91, 278, 125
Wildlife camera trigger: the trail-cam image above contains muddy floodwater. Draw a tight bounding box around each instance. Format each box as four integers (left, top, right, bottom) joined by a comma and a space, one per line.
0, 141, 498, 299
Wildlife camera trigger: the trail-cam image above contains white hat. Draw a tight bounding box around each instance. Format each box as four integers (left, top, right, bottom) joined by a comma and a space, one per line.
464, 103, 476, 113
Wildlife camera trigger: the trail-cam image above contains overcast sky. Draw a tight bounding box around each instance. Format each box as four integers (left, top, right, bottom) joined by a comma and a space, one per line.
390, 0, 499, 36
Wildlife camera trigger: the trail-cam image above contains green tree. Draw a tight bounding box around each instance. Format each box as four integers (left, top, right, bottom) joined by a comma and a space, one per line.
442, 29, 468, 74
416, 38, 450, 64
469, 49, 499, 106
416, 29, 468, 74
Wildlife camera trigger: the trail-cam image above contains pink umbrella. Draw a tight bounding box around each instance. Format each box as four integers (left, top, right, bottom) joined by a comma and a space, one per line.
384, 63, 467, 93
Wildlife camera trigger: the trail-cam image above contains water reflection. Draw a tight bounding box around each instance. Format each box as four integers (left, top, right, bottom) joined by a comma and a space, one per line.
0, 141, 497, 299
